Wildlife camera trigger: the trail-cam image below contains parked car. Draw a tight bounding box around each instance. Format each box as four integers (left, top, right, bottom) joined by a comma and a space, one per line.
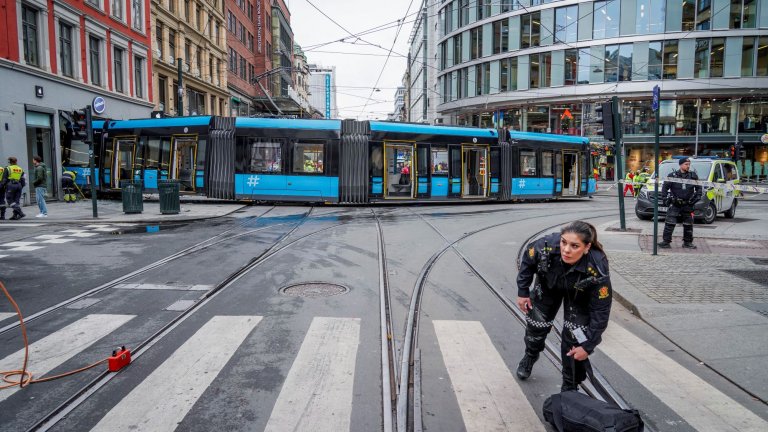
635, 157, 739, 224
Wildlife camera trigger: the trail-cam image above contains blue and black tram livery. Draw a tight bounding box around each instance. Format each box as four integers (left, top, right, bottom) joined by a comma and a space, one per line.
63, 116, 595, 203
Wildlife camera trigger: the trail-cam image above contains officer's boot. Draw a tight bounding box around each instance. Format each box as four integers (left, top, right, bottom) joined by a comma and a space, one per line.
682, 223, 696, 249
516, 353, 539, 380
658, 223, 675, 248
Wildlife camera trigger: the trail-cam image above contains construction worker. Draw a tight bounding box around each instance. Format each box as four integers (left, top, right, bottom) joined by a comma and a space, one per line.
0, 164, 7, 220
62, 169, 78, 202
3, 157, 26, 220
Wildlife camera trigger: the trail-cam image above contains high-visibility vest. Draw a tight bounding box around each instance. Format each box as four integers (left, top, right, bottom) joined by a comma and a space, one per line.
7, 165, 23, 181
63, 170, 77, 179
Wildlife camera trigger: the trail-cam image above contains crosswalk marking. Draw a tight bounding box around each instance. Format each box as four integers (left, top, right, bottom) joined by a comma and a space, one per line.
0, 314, 135, 403
40, 238, 76, 244
68, 232, 98, 238
35, 235, 65, 240
113, 283, 212, 291
0, 312, 16, 322
2, 242, 37, 247
89, 315, 262, 432
0, 255, 7, 259
434, 320, 546, 432
600, 323, 768, 432
264, 317, 361, 432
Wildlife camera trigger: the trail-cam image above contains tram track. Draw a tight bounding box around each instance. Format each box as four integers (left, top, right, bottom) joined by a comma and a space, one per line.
393, 207, 642, 432
23, 206, 392, 432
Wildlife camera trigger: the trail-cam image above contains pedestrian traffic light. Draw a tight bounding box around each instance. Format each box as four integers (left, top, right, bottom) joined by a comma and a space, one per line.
70, 107, 93, 142
735, 139, 744, 162
595, 102, 615, 142
729, 145, 736, 159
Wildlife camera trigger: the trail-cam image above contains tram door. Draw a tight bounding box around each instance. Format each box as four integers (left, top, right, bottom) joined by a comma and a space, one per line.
384, 143, 414, 199
562, 151, 580, 196
108, 137, 137, 189
462, 146, 489, 197
171, 136, 198, 192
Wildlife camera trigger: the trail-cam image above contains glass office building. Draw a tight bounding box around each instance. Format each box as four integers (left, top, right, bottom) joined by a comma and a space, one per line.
436, 0, 768, 180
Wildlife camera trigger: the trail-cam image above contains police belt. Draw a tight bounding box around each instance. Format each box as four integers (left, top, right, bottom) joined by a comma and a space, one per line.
616, 177, 768, 194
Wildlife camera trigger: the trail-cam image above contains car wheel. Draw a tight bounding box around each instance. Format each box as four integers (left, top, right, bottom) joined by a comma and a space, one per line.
724, 199, 737, 219
703, 202, 717, 224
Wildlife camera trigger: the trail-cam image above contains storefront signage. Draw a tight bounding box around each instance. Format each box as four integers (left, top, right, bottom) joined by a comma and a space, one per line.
92, 97, 106, 114
256, 1, 262, 53
325, 74, 331, 119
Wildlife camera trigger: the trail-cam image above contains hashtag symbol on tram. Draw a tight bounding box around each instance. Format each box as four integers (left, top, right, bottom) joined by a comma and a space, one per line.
247, 175, 260, 187
518, 179, 526, 189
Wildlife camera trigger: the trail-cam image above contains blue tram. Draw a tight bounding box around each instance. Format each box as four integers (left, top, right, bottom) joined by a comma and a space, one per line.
62, 116, 595, 203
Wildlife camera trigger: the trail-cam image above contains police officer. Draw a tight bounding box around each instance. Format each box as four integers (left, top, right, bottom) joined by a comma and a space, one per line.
658, 157, 702, 249
515, 221, 613, 392
3, 157, 26, 220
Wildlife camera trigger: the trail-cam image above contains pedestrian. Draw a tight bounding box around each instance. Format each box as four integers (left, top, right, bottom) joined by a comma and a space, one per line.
515, 221, 613, 392
0, 164, 7, 220
623, 170, 635, 197
658, 157, 702, 249
32, 155, 48, 217
3, 157, 26, 220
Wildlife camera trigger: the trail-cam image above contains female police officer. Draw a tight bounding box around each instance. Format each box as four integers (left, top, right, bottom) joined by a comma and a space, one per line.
515, 221, 612, 391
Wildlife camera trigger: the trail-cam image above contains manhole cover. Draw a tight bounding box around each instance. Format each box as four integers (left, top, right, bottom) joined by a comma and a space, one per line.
280, 283, 348, 298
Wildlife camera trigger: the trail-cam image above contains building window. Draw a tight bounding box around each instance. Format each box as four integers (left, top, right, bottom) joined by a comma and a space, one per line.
619, 44, 633, 81
682, 0, 696, 31
156, 23, 164, 59
453, 34, 462, 66
648, 41, 663, 80
187, 87, 205, 115
593, 1, 620, 39
564, 49, 578, 86
475, 64, 483, 95
493, 20, 508, 54
482, 62, 490, 94
636, 0, 666, 34
742, 36, 755, 76
539, 52, 551, 88
604, 45, 619, 82
169, 0, 175, 13
89, 36, 102, 86
459, 0, 469, 27
694, 38, 710, 78
756, 36, 768, 76
577, 49, 590, 84
248, 32, 254, 51
114, 47, 124, 93
555, 5, 578, 44
663, 40, 678, 79
185, 39, 192, 68
239, 23, 245, 44
158, 75, 167, 111
530, 56, 540, 88
59, 22, 74, 78
209, 57, 214, 81
477, 0, 491, 20
709, 38, 724, 78
239, 57, 246, 80
470, 27, 482, 60
196, 3, 202, 29
184, 0, 190, 20
21, 5, 39, 67
169, 30, 176, 59
112, 0, 123, 20
132, 0, 143, 31
521, 11, 541, 48
229, 48, 236, 72
134, 56, 144, 98
444, 1, 454, 34
742, 0, 758, 28
696, 0, 711, 30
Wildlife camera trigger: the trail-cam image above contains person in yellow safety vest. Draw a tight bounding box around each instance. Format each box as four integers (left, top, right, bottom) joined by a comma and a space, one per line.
304, 159, 315, 172
0, 164, 7, 220
3, 157, 27, 220
62, 170, 78, 202
623, 171, 636, 197
635, 168, 651, 195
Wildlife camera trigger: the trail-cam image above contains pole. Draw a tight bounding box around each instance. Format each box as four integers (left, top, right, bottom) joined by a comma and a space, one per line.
653, 102, 660, 255
85, 105, 98, 218
612, 96, 626, 231
177, 58, 184, 116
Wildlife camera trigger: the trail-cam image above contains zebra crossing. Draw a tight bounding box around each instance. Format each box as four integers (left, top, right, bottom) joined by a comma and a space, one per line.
0, 224, 125, 258
0, 315, 766, 431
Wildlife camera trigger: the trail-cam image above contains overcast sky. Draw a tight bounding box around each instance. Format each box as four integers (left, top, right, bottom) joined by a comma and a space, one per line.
288, 0, 419, 120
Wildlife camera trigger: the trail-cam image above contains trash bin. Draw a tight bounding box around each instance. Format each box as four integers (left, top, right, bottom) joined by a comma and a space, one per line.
121, 181, 143, 214
158, 180, 180, 215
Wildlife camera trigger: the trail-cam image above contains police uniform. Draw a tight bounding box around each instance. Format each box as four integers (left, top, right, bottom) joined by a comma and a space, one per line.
516, 232, 613, 390
0, 167, 7, 219
660, 162, 702, 247
3, 163, 26, 219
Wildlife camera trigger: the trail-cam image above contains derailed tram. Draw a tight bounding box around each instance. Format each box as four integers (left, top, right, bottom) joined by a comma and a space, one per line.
62, 116, 596, 203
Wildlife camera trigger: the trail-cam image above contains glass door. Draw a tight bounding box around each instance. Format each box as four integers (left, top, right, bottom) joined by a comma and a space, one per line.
26, 125, 56, 199
415, 143, 431, 197
171, 135, 198, 192
384, 143, 414, 198
108, 137, 137, 189
562, 151, 580, 196
462, 145, 489, 197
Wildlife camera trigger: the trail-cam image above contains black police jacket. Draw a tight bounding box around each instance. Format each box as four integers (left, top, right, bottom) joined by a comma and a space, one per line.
517, 232, 612, 353
661, 169, 702, 206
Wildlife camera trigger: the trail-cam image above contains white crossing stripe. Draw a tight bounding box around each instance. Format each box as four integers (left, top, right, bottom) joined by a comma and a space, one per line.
264, 317, 361, 432
433, 320, 546, 432
35, 235, 66, 240
113, 283, 212, 291
0, 312, 16, 322
61, 230, 87, 234
89, 315, 261, 432
68, 232, 98, 238
40, 238, 76, 244
0, 314, 135, 403
90, 227, 118, 232
599, 324, 768, 432
5, 246, 45, 251
83, 225, 112, 228
0, 255, 7, 259
1, 242, 37, 247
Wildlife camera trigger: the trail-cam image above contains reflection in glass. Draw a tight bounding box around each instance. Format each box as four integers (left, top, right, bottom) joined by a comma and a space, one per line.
577, 49, 591, 84
682, 0, 696, 31
648, 42, 663, 80
593, 1, 619, 39
742, 37, 755, 76
565, 49, 578, 86
604, 44, 619, 83
619, 44, 633, 81
663, 40, 678, 79
694, 39, 710, 78
710, 38, 724, 78
699, 99, 732, 134
696, 0, 711, 30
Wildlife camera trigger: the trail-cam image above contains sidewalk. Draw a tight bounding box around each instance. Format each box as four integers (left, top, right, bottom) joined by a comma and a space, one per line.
598, 219, 768, 402
10, 196, 247, 224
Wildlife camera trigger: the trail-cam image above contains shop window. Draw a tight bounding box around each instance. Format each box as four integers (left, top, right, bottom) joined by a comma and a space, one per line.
432, 149, 449, 175
551, 104, 581, 135
247, 141, 282, 173
293, 143, 324, 174
623, 100, 656, 135
520, 150, 537, 176
737, 97, 768, 133
526, 106, 549, 133
699, 99, 733, 134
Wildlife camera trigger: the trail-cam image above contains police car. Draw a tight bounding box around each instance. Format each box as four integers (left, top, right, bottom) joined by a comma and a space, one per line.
635, 157, 739, 224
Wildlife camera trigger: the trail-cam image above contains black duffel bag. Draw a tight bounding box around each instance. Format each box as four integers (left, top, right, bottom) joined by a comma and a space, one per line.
543, 390, 644, 432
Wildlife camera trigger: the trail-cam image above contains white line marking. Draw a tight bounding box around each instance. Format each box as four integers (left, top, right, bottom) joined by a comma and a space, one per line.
113, 283, 212, 291
0, 314, 135, 403
83, 225, 112, 228
40, 238, 76, 244
0, 312, 16, 322
1, 241, 38, 247
90, 227, 117, 232
89, 315, 262, 432
68, 232, 98, 238
5, 246, 46, 251
433, 320, 546, 432
0, 255, 8, 259
264, 317, 361, 432
35, 235, 66, 240
599, 324, 768, 432
61, 230, 87, 233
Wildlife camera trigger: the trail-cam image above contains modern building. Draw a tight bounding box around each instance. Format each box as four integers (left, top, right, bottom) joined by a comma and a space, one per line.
406, 0, 440, 124
390, 86, 406, 121
224, 0, 273, 116
435, 0, 768, 179
308, 64, 338, 119
1, 0, 153, 203
152, 0, 229, 117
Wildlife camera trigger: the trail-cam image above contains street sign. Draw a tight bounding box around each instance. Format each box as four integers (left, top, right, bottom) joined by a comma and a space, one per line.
652, 85, 660, 111
92, 96, 106, 114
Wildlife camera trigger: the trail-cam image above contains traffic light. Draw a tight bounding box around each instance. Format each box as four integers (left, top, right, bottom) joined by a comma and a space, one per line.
70, 107, 93, 142
735, 139, 744, 162
729, 145, 736, 159
595, 102, 615, 141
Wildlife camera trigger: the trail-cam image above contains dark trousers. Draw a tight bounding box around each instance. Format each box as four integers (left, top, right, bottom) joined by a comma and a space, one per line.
0, 186, 6, 217
663, 204, 694, 243
5, 182, 24, 216
524, 287, 589, 387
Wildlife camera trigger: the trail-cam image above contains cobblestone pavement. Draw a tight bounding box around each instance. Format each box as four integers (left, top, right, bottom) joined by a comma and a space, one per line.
637, 235, 768, 257
609, 251, 768, 303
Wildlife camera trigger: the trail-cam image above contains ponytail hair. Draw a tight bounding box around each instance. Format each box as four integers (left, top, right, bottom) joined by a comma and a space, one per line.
561, 220, 604, 254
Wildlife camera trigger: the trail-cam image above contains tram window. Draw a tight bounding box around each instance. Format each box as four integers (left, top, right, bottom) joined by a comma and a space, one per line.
520, 150, 537, 176
293, 142, 324, 174
248, 140, 282, 173
416, 146, 429, 175
370, 144, 383, 176
432, 149, 449, 175
134, 137, 147, 171
196, 138, 206, 170
145, 137, 170, 170
541, 151, 554, 176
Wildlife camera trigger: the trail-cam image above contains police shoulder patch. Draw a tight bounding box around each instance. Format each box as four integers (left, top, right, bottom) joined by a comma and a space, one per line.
528, 247, 535, 258
598, 286, 610, 299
